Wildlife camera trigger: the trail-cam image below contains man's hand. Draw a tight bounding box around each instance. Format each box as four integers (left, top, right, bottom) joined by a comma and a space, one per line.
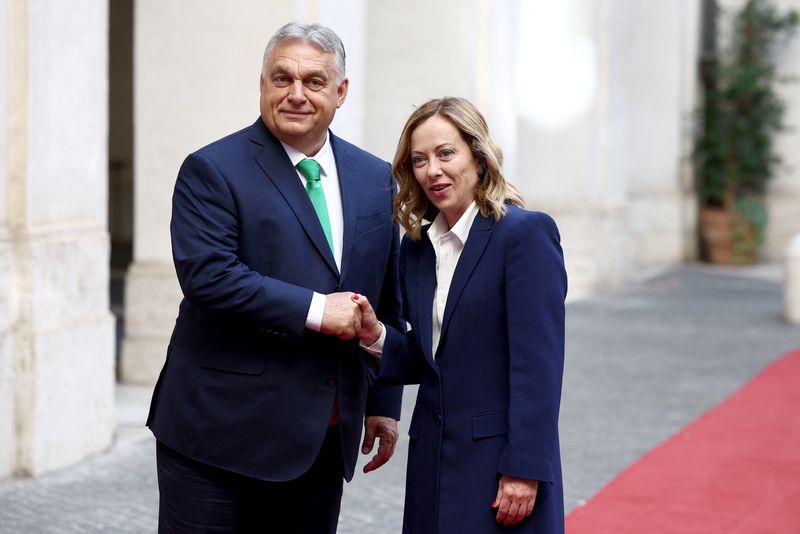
321, 292, 362, 339
492, 475, 538, 527
352, 294, 382, 346
361, 416, 398, 473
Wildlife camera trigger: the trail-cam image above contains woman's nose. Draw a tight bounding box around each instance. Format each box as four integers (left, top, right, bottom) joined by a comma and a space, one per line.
427, 160, 441, 178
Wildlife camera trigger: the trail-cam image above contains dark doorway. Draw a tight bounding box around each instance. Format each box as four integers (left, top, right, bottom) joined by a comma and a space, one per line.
109, 0, 134, 370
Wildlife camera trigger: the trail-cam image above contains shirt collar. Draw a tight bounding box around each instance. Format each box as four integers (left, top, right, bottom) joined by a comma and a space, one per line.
428, 202, 480, 245
281, 132, 334, 177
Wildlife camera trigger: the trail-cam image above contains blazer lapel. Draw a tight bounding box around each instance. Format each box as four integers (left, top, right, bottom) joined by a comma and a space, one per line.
415, 231, 437, 364
439, 214, 494, 339
250, 120, 339, 277
330, 134, 357, 282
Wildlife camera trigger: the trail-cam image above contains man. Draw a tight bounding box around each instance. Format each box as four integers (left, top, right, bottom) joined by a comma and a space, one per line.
146, 22, 403, 533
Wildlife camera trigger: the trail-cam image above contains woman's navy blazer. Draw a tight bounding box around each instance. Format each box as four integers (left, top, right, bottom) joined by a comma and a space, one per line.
381, 206, 567, 533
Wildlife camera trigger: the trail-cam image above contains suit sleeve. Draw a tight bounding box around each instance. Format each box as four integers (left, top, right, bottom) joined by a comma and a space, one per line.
364, 168, 405, 419
170, 152, 312, 338
498, 212, 567, 483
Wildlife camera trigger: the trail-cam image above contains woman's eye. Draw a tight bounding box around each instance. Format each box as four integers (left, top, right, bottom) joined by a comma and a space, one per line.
439, 149, 455, 159
411, 156, 426, 167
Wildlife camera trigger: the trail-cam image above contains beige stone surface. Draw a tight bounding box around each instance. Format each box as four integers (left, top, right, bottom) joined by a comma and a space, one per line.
133, 0, 292, 263
29, 314, 115, 475
121, 0, 293, 384
0, 0, 115, 478
120, 261, 181, 384
785, 233, 800, 323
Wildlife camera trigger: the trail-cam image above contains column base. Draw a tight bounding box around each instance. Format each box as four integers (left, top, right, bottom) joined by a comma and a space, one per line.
119, 260, 182, 384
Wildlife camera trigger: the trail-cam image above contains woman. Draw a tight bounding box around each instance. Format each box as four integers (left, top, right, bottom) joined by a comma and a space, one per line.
355, 97, 566, 533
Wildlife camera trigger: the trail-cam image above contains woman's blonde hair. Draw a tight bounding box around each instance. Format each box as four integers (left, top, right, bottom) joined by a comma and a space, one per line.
392, 97, 524, 240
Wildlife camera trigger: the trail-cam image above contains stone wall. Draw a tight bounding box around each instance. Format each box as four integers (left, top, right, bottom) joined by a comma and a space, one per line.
0, 0, 115, 477
120, 0, 293, 383
121, 0, 706, 381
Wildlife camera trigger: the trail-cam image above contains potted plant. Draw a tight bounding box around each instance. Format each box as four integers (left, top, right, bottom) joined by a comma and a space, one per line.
694, 0, 798, 264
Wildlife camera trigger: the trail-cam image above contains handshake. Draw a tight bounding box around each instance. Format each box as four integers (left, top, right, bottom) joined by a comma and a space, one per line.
320, 291, 383, 345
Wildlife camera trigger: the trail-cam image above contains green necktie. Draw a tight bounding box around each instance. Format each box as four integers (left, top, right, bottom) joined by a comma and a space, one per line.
296, 158, 334, 253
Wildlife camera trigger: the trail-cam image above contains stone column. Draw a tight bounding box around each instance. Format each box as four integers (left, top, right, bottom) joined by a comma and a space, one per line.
765, 0, 800, 261
614, 0, 700, 267
0, 0, 115, 478
513, 0, 622, 295
121, 0, 292, 383
512, 0, 700, 294
0, 0, 12, 479
785, 233, 800, 323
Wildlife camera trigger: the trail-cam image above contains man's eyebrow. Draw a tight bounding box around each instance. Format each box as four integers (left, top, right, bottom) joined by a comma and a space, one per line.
268, 64, 330, 80
301, 66, 330, 80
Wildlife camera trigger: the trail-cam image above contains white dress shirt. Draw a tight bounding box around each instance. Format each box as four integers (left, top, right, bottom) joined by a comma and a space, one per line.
427, 202, 480, 356
279, 134, 343, 331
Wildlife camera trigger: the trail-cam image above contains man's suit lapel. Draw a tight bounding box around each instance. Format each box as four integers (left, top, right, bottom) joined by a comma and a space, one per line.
250, 120, 339, 277
439, 214, 493, 340
330, 134, 356, 282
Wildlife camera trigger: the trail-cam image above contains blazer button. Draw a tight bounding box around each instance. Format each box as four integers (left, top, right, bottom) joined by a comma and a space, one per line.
326, 378, 336, 388
434, 413, 443, 426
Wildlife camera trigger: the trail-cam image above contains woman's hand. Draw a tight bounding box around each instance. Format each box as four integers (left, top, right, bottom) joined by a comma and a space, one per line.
352, 294, 383, 347
492, 475, 538, 527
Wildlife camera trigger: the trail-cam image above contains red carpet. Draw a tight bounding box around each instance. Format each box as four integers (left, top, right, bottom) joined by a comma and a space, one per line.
566, 349, 800, 534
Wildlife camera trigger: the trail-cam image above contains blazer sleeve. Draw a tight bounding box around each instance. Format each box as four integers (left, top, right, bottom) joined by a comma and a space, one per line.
498, 211, 567, 483
170, 151, 312, 338
375, 235, 429, 386
365, 170, 405, 418
379, 326, 428, 386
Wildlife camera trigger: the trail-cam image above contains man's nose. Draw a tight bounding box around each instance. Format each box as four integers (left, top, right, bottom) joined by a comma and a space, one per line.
287, 81, 306, 102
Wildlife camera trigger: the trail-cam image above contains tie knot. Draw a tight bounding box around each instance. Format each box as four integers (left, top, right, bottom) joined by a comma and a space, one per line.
297, 158, 321, 182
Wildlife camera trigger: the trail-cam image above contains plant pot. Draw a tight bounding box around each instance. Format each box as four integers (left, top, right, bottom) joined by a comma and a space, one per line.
699, 206, 758, 265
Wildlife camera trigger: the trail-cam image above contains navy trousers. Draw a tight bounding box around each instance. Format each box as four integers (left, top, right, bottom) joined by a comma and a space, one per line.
156, 426, 344, 533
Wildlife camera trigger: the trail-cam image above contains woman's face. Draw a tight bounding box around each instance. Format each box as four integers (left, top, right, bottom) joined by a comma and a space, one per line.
409, 115, 480, 229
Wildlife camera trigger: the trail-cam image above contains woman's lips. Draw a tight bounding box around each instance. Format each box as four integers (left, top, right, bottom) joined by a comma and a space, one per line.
429, 183, 450, 197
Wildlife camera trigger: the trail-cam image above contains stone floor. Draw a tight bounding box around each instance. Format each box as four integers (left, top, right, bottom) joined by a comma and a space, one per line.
0, 264, 797, 533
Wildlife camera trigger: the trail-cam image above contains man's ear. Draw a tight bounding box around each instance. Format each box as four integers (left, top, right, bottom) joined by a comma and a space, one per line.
337, 78, 349, 108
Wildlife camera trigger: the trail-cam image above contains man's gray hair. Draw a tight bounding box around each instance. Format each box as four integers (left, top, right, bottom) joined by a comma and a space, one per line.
262, 22, 346, 84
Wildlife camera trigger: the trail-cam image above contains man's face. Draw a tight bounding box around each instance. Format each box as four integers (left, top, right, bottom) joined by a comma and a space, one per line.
260, 39, 348, 155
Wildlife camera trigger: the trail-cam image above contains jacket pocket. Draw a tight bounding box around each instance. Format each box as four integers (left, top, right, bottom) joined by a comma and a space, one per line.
200, 348, 266, 375
472, 411, 508, 439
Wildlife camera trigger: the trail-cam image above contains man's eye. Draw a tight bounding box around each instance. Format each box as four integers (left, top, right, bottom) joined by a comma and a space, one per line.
307, 79, 324, 89
273, 76, 290, 85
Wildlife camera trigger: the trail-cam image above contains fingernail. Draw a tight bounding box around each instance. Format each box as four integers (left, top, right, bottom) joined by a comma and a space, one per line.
353, 294, 360, 300
491, 501, 497, 508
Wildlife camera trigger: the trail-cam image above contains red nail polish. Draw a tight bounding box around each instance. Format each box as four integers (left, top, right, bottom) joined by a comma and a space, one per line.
353, 294, 360, 300
492, 501, 497, 508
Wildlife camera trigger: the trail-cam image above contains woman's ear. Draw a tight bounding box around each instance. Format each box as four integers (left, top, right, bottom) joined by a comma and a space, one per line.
478, 161, 488, 179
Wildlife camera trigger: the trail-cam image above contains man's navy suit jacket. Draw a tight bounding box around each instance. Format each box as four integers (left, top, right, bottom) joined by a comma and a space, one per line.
147, 118, 403, 482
